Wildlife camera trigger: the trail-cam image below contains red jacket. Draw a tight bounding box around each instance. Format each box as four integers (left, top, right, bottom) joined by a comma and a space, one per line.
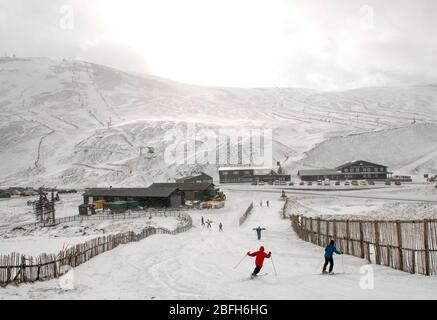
248, 246, 271, 267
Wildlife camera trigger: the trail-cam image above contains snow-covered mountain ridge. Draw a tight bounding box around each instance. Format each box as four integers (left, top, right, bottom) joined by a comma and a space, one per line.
1, 57, 437, 187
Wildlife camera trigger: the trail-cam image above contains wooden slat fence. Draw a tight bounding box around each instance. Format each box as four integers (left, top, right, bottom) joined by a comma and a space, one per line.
290, 214, 437, 276
0, 212, 192, 287
239, 203, 254, 226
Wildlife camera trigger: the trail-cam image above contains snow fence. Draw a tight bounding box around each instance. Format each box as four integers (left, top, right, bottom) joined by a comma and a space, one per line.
291, 214, 437, 276
0, 211, 192, 287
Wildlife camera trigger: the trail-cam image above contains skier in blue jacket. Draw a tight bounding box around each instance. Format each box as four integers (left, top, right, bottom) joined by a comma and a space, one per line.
323, 240, 343, 274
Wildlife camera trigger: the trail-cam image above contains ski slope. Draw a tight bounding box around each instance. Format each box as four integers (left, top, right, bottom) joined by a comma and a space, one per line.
1, 57, 437, 188
3, 189, 437, 300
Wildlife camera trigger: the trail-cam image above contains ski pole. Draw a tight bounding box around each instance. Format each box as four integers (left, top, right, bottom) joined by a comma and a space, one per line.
233, 254, 247, 270
341, 254, 345, 274
271, 255, 278, 276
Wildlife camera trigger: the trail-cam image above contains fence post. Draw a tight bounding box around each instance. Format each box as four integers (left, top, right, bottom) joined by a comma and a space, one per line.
317, 218, 321, 246
374, 221, 381, 265
424, 220, 430, 276
359, 221, 365, 259
325, 220, 329, 246
346, 220, 350, 255
309, 217, 313, 244
333, 219, 337, 245
396, 221, 404, 271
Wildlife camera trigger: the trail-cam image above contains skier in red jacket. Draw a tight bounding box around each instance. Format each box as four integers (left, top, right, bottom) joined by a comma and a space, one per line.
247, 246, 271, 278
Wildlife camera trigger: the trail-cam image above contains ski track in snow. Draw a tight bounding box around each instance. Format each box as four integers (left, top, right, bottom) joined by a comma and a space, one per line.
3, 190, 437, 300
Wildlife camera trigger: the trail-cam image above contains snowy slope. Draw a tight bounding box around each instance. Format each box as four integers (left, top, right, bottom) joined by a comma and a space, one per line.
3, 189, 437, 300
1, 57, 437, 187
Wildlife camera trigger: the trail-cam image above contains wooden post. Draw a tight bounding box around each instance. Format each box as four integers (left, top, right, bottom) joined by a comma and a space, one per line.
300, 215, 304, 238
424, 220, 431, 276
317, 218, 321, 246
396, 221, 404, 271
359, 221, 365, 259
374, 221, 381, 265
346, 220, 350, 255
310, 218, 314, 244
333, 219, 337, 245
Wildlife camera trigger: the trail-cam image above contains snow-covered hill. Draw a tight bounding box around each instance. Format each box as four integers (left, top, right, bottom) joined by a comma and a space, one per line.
1, 57, 437, 187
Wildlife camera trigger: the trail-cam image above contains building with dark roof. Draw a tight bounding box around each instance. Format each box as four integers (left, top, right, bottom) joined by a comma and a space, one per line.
176, 172, 213, 184
218, 166, 291, 184
83, 186, 184, 208
298, 160, 393, 181
149, 182, 217, 201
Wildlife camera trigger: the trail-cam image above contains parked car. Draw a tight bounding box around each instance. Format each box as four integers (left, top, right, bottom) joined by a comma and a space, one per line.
280, 181, 287, 186
395, 181, 402, 186
259, 181, 265, 186
351, 180, 359, 186
251, 181, 258, 186
385, 180, 391, 186
299, 181, 305, 186
307, 181, 313, 186
324, 179, 330, 186
268, 181, 274, 185
368, 180, 375, 185
359, 180, 367, 186
289, 182, 294, 186
344, 181, 351, 186
317, 180, 323, 186
274, 180, 280, 186
335, 181, 341, 186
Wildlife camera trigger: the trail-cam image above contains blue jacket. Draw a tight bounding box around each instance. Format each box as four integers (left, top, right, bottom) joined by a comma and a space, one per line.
325, 245, 342, 258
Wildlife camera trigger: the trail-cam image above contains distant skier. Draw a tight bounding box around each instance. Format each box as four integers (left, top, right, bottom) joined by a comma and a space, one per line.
219, 222, 223, 232
247, 246, 271, 278
253, 226, 266, 240
266, 200, 270, 207
206, 220, 212, 229
322, 240, 343, 274
260, 200, 263, 207
201, 216, 205, 227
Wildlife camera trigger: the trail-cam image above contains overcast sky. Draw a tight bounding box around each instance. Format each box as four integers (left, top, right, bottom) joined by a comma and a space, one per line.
1, 0, 436, 89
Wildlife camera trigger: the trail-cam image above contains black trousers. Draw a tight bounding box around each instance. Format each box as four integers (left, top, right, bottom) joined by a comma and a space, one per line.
252, 266, 262, 275
323, 257, 334, 272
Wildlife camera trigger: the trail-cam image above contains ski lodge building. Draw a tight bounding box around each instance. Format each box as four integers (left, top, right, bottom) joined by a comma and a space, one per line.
218, 166, 291, 184
175, 172, 213, 184
298, 160, 392, 182
83, 185, 184, 208
149, 182, 217, 201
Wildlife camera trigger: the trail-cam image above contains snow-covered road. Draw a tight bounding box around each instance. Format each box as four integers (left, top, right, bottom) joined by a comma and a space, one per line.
3, 190, 437, 300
